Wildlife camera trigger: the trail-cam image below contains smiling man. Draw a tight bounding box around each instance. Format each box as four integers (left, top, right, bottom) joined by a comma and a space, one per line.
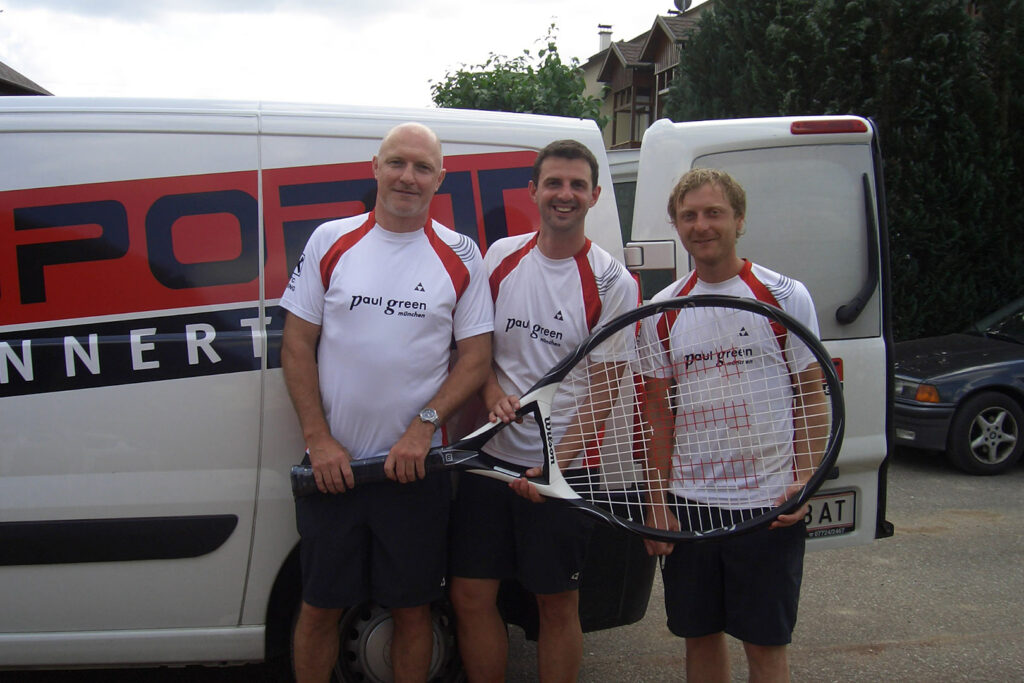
449, 139, 638, 683
641, 167, 821, 683
280, 122, 493, 683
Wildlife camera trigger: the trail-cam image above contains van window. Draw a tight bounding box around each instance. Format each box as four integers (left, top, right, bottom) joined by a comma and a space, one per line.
694, 144, 881, 342
612, 180, 636, 244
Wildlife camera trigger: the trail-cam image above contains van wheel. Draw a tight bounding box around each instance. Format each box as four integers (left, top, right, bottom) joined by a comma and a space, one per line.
333, 601, 464, 683
946, 392, 1024, 475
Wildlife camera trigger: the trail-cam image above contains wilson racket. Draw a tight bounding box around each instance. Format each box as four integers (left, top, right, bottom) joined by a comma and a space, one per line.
291, 294, 844, 543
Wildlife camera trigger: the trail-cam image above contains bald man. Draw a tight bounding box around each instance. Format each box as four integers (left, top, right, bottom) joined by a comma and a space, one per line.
281, 123, 493, 682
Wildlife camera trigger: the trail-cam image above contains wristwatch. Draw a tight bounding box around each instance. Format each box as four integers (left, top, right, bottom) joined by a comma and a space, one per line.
418, 407, 441, 429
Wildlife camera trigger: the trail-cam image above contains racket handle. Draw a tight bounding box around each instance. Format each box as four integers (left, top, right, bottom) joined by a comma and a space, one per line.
290, 465, 320, 497
290, 451, 452, 497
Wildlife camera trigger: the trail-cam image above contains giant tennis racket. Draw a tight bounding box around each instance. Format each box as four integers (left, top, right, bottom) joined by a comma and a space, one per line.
291, 295, 844, 542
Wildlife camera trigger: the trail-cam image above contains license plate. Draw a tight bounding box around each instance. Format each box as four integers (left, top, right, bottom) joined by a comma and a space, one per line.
805, 490, 856, 538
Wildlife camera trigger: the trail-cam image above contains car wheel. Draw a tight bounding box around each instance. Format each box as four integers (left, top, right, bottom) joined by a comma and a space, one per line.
946, 392, 1024, 475
334, 601, 464, 683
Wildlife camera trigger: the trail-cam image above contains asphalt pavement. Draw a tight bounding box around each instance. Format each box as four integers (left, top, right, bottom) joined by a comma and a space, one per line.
505, 447, 1024, 681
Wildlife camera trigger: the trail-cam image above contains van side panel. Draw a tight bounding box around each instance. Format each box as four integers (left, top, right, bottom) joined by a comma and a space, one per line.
0, 120, 262, 642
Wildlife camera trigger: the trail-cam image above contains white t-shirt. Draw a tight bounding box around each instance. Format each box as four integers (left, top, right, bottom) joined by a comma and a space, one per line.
280, 212, 494, 459
639, 260, 820, 508
484, 233, 638, 467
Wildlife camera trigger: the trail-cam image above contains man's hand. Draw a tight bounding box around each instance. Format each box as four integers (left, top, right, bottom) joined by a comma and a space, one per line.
770, 501, 811, 529
488, 393, 522, 425
509, 465, 546, 503
770, 482, 811, 529
307, 435, 355, 494
385, 420, 435, 484
643, 497, 679, 557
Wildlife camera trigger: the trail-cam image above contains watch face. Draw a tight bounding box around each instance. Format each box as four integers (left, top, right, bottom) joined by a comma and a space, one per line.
420, 408, 439, 426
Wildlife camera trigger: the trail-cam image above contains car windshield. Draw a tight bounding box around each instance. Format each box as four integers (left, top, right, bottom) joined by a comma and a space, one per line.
967, 297, 1024, 345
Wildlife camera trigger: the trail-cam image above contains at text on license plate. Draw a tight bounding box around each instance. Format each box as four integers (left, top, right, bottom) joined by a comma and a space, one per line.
805, 490, 856, 538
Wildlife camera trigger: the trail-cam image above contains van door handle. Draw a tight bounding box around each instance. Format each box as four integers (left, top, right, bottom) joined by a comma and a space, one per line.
835, 173, 879, 325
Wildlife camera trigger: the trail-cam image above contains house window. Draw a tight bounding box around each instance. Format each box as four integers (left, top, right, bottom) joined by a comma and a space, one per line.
614, 87, 633, 110
655, 66, 676, 120
611, 85, 653, 148
657, 66, 675, 94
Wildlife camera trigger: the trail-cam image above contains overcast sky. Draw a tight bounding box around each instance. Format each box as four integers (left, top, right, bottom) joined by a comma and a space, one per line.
0, 0, 704, 109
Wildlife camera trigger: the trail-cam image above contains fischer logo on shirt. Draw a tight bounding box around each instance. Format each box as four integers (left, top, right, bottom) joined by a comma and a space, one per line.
285, 259, 303, 293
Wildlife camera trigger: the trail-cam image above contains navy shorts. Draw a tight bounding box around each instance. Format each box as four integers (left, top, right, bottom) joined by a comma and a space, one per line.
449, 468, 594, 595
295, 470, 451, 610
661, 498, 806, 646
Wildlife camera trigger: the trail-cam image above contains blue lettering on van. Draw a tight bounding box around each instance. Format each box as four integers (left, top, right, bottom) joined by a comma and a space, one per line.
146, 190, 260, 289
15, 200, 130, 305
476, 167, 533, 246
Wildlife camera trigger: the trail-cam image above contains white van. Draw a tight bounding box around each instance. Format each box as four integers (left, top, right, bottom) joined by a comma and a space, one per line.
0, 99, 890, 679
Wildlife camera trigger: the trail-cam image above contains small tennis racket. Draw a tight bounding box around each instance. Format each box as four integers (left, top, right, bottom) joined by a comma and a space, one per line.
291, 294, 844, 542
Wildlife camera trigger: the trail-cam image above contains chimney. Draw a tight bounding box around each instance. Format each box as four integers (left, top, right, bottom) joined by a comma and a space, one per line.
598, 24, 612, 52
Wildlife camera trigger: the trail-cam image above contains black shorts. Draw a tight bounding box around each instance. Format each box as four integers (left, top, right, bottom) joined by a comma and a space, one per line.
449, 468, 594, 595
294, 471, 451, 610
661, 498, 806, 646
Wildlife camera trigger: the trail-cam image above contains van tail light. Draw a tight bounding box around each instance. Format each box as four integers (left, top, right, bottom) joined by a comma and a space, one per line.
791, 119, 869, 135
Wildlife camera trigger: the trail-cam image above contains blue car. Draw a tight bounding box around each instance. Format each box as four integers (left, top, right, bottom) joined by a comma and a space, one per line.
894, 297, 1024, 474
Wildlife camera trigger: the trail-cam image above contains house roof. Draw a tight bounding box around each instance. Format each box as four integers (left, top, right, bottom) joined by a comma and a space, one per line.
638, 14, 701, 62
594, 12, 705, 83
0, 59, 52, 95
597, 33, 652, 83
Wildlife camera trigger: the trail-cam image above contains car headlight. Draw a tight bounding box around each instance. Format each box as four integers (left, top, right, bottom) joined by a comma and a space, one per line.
894, 376, 941, 403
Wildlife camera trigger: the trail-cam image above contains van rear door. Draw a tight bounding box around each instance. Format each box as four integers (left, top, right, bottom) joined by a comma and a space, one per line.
627, 116, 892, 547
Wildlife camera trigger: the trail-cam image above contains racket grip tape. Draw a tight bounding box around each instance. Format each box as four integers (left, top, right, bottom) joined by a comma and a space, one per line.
290, 451, 450, 497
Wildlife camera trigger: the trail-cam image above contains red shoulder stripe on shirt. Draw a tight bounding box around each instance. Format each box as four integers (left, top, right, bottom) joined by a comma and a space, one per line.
320, 212, 376, 290
573, 239, 602, 333
657, 271, 698, 352
737, 260, 787, 353
488, 233, 539, 302
424, 222, 471, 302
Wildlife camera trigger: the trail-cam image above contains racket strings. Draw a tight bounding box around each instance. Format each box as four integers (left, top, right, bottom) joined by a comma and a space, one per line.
548, 305, 835, 537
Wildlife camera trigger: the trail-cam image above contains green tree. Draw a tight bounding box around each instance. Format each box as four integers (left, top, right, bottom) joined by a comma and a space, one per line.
431, 25, 606, 128
666, 0, 1024, 340
973, 0, 1024, 305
